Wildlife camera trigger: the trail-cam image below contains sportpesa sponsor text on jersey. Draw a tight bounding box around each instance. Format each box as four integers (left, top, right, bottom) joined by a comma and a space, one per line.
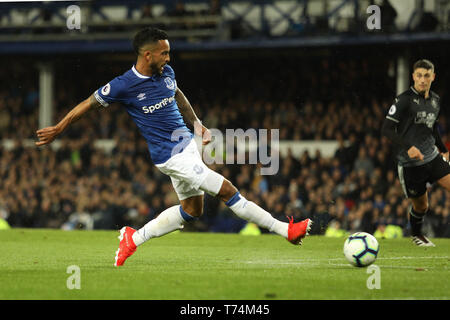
94, 65, 193, 164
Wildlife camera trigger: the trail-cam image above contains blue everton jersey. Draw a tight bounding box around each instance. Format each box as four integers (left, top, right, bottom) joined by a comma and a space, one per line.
94, 65, 193, 164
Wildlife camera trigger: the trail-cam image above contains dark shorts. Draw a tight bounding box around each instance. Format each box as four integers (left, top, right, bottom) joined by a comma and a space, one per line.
397, 154, 450, 198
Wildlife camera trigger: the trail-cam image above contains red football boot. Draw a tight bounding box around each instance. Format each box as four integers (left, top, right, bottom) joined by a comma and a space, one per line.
114, 227, 137, 266
287, 217, 313, 245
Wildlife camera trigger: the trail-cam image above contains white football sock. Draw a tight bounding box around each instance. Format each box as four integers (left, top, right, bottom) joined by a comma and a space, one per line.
132, 205, 195, 246
226, 192, 288, 238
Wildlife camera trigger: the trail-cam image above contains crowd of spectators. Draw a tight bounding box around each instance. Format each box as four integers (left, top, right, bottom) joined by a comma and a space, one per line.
1, 51, 449, 238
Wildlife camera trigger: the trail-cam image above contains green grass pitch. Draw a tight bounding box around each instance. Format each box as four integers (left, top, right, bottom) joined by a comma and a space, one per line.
0, 228, 448, 300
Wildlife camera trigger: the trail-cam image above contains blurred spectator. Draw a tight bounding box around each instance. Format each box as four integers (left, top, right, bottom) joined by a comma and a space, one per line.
374, 224, 403, 239
353, 148, 375, 177
167, 1, 193, 30
325, 220, 349, 237
141, 4, 154, 18
169, 1, 190, 17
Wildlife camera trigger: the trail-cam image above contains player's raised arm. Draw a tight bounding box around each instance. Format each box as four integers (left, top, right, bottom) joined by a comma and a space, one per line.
175, 87, 211, 145
35, 94, 102, 146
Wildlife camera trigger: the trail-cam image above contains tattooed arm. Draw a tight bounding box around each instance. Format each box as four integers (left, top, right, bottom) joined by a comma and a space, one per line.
175, 87, 211, 145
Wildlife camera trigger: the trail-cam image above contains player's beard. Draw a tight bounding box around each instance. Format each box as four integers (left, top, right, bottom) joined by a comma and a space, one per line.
150, 62, 164, 76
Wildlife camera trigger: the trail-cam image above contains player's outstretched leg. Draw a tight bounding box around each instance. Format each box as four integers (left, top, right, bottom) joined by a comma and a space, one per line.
114, 205, 196, 266
223, 190, 312, 245
202, 171, 313, 245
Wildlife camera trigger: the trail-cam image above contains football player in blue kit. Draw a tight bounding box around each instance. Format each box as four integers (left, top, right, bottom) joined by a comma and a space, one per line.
36, 27, 312, 266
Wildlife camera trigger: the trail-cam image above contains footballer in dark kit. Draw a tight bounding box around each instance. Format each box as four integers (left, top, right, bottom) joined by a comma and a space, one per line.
382, 59, 450, 247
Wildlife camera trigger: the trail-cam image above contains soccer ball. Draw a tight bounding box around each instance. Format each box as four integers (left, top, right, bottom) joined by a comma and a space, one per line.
343, 232, 379, 267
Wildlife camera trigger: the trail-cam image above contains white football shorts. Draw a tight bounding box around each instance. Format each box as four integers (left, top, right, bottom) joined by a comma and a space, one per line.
155, 138, 224, 200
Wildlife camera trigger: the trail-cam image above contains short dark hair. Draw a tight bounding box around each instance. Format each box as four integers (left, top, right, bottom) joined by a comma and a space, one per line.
413, 59, 434, 72
132, 27, 168, 55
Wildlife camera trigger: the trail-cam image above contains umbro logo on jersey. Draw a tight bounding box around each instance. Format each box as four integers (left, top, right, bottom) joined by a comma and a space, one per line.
137, 93, 146, 101
413, 98, 420, 104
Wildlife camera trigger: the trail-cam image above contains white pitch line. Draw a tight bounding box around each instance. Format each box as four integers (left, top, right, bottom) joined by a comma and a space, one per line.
241, 256, 448, 262
324, 256, 449, 261
328, 263, 440, 269
376, 256, 449, 260
232, 256, 449, 267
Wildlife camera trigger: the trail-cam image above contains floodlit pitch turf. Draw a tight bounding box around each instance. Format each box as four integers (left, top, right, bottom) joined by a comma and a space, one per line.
0, 228, 448, 300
